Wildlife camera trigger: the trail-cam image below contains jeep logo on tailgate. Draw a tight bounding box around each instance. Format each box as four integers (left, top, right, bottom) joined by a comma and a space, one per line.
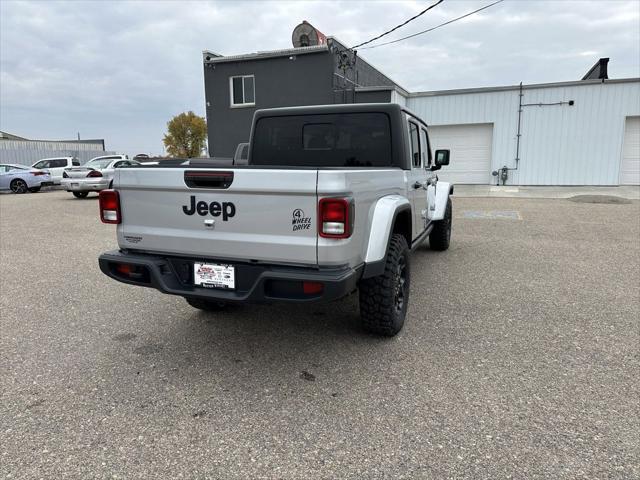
182, 196, 236, 221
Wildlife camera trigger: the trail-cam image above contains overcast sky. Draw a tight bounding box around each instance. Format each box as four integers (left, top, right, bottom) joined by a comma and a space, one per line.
1, 0, 638, 156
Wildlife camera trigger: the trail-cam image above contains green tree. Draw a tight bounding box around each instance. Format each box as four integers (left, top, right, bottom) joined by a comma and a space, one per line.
163, 111, 207, 158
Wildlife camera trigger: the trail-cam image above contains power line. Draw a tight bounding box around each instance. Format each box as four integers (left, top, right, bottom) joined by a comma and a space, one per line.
350, 0, 445, 50
359, 0, 505, 50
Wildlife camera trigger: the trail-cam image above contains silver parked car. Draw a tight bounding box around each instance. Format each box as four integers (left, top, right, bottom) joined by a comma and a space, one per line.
0, 164, 52, 194
61, 155, 139, 198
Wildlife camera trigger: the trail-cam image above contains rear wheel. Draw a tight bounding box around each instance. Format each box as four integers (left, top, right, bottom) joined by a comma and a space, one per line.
28, 186, 41, 193
358, 233, 410, 337
429, 198, 452, 251
10, 179, 28, 194
72, 192, 89, 198
185, 297, 227, 311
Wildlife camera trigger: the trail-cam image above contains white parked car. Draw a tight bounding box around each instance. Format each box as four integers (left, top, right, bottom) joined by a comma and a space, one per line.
0, 164, 52, 193
61, 155, 137, 198
31, 157, 80, 185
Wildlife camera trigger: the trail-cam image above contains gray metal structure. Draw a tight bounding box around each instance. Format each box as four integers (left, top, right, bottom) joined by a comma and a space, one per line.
0, 137, 114, 166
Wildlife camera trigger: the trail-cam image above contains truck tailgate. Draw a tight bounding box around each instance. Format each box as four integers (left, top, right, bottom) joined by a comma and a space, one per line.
116, 168, 318, 266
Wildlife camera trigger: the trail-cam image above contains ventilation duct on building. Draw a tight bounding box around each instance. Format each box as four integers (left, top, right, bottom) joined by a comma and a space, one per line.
292, 21, 327, 48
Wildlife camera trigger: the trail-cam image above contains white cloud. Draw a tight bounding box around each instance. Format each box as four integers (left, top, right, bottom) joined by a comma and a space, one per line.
1, 0, 638, 155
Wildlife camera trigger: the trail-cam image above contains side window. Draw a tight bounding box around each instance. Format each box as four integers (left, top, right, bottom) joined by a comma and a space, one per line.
51, 159, 66, 168
72, 158, 80, 166
230, 75, 255, 106
420, 129, 432, 166
113, 161, 125, 168
34, 160, 49, 169
408, 121, 421, 168
0, 166, 7, 173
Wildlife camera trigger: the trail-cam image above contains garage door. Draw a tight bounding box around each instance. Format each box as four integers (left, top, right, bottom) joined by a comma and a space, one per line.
620, 116, 640, 185
428, 123, 493, 184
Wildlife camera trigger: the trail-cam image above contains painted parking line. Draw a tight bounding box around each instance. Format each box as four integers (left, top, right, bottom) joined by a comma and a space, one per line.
459, 210, 522, 220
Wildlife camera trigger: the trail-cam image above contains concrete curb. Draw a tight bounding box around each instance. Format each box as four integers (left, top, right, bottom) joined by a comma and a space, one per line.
452, 185, 640, 200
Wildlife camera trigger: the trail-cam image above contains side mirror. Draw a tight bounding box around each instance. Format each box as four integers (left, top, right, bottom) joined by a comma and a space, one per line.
435, 149, 450, 166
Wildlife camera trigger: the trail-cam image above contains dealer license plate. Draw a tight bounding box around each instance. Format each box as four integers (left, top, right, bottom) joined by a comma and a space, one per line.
194, 263, 235, 290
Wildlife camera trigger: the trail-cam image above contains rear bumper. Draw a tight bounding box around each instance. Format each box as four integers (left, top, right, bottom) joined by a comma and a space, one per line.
61, 178, 110, 191
98, 250, 362, 303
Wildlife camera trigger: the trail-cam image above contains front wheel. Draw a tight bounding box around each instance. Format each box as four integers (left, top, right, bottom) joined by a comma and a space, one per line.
358, 233, 410, 337
185, 297, 227, 311
429, 198, 452, 251
10, 179, 28, 194
72, 192, 89, 198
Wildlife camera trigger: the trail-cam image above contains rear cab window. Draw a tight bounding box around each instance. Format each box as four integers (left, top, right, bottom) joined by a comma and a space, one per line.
251, 113, 394, 167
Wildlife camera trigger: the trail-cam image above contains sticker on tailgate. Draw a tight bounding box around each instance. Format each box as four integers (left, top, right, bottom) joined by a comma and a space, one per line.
292, 208, 311, 231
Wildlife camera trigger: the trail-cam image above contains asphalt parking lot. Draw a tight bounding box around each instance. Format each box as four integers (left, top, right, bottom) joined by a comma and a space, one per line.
1, 190, 638, 479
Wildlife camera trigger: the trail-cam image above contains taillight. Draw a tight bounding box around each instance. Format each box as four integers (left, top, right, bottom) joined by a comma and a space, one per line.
63, 171, 69, 178
303, 281, 324, 295
99, 190, 121, 224
112, 263, 150, 283
87, 170, 103, 178
319, 198, 352, 239
31, 171, 46, 176
115, 264, 132, 275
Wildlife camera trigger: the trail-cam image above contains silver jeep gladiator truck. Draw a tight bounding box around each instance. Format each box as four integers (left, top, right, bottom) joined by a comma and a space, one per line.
98, 104, 452, 336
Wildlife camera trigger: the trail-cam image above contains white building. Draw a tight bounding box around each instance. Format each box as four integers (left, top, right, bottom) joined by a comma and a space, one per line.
386, 78, 640, 186
205, 27, 639, 187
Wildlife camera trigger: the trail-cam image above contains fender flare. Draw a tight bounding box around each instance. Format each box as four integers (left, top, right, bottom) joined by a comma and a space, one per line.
427, 181, 453, 221
362, 195, 411, 279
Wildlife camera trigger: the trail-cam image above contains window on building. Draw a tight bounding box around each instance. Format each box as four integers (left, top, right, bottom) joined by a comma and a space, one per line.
408, 121, 421, 168
230, 75, 255, 107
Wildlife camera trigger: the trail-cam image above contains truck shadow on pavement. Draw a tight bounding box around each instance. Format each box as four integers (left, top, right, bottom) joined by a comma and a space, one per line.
116, 293, 409, 396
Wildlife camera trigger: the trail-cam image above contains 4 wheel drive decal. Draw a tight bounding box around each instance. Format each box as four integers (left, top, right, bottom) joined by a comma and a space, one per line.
292, 208, 311, 231
182, 195, 236, 221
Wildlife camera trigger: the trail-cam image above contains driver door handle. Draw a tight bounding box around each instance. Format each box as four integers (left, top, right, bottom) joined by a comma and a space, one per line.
413, 181, 424, 190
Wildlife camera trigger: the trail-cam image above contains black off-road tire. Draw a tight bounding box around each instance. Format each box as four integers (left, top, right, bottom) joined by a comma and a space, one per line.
185, 297, 227, 312
72, 191, 89, 199
358, 233, 410, 337
28, 186, 41, 193
429, 198, 452, 251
